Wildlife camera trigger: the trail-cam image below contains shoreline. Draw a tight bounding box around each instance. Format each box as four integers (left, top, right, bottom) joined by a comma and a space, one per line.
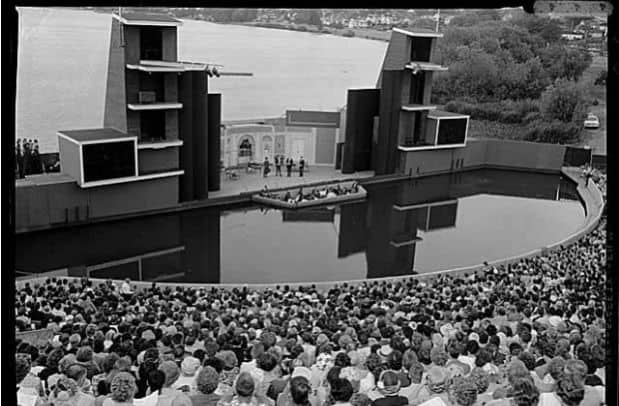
61, 7, 392, 43
225, 21, 391, 42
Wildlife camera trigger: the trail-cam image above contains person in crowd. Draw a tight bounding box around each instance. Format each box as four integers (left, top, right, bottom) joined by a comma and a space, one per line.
218, 371, 273, 406
411, 366, 450, 406
276, 375, 314, 406
174, 356, 201, 393
155, 361, 192, 406
330, 378, 354, 406
17, 353, 45, 406
102, 372, 137, 406
370, 370, 407, 406
218, 350, 242, 395
189, 366, 221, 406
446, 376, 478, 406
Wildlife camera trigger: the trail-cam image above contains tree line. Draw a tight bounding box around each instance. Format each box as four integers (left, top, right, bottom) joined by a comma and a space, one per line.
430, 12, 595, 144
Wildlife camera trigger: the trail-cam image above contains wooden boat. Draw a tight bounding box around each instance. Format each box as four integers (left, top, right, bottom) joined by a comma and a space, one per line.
252, 180, 367, 209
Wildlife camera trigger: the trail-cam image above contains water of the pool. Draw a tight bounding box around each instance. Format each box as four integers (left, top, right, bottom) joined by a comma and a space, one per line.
15, 169, 585, 284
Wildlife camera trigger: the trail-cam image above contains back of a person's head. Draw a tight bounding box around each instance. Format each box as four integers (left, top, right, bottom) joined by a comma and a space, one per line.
364, 353, 382, 374
204, 356, 225, 373
196, 366, 220, 395
474, 347, 492, 368
235, 372, 255, 397
447, 340, 462, 359
518, 352, 537, 371
330, 378, 353, 403
110, 372, 137, 403
563, 359, 588, 382
430, 347, 449, 367
114, 356, 132, 372
147, 369, 166, 393
402, 349, 418, 371
15, 354, 31, 384
335, 352, 351, 368
547, 357, 567, 381
290, 376, 311, 406
251, 342, 265, 360
47, 348, 65, 369
327, 366, 342, 385
511, 377, 539, 406
468, 368, 490, 394
447, 376, 478, 406
387, 350, 403, 370
466, 340, 479, 356
158, 360, 181, 388
379, 370, 400, 388
76, 346, 93, 362
261, 331, 277, 349
65, 364, 87, 384
257, 352, 278, 372
556, 374, 585, 406
408, 360, 424, 384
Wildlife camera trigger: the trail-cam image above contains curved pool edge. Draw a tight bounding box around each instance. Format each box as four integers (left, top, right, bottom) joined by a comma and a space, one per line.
15, 167, 604, 291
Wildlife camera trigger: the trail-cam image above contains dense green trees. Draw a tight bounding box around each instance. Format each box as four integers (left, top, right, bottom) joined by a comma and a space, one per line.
432, 16, 591, 105
539, 79, 587, 123
294, 9, 323, 28
431, 14, 593, 145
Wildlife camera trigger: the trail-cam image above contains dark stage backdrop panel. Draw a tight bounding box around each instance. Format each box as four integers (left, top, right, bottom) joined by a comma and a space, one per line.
342, 89, 380, 174
82, 141, 135, 182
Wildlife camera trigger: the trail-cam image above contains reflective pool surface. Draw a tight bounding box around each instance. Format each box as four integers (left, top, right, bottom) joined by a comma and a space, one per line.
16, 169, 585, 284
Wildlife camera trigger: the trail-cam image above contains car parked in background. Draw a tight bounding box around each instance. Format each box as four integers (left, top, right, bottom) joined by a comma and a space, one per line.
584, 114, 600, 129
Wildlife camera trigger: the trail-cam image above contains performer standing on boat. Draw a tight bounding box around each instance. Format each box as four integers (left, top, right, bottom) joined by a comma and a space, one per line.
263, 157, 270, 178
299, 157, 305, 177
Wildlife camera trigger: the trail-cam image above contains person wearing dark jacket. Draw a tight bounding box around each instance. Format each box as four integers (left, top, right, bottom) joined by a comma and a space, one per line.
299, 157, 305, 177
264, 158, 271, 178
286, 158, 294, 177
275, 155, 282, 176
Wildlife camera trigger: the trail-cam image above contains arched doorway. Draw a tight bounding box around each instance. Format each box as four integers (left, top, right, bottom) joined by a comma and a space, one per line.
238, 135, 254, 165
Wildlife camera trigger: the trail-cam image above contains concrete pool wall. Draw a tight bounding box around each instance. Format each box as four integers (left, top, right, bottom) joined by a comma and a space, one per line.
15, 165, 604, 291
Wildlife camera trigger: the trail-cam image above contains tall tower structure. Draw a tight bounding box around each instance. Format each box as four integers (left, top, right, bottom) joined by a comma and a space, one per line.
55, 11, 223, 206
342, 27, 470, 176
102, 11, 222, 200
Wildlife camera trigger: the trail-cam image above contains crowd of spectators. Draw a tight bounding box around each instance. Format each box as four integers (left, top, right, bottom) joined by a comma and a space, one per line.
14, 171, 607, 406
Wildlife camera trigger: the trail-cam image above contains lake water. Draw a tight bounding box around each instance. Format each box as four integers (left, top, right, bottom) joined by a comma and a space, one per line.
16, 7, 388, 153
15, 169, 586, 284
